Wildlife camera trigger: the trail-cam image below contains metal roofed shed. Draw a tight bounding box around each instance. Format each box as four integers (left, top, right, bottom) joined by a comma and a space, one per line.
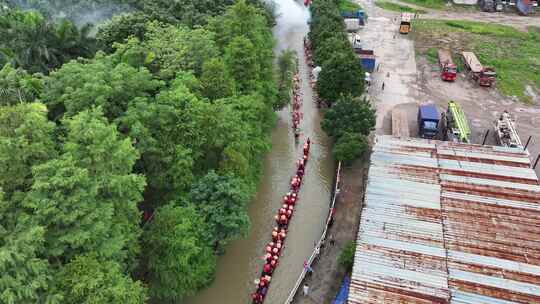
349, 135, 540, 304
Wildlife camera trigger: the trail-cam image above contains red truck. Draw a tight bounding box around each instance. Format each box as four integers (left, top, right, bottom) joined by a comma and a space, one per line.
462, 51, 496, 87
438, 50, 457, 82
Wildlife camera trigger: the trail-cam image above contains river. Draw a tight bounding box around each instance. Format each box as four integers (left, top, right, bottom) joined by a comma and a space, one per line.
184, 1, 334, 303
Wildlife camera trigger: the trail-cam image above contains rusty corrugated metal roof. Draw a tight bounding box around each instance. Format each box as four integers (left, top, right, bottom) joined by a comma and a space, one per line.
349, 135, 540, 304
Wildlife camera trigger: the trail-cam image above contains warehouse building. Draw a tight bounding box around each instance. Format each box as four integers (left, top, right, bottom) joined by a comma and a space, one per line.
349, 135, 540, 304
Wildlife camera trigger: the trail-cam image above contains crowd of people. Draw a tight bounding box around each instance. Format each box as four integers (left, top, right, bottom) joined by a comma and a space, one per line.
292, 73, 302, 139
303, 37, 320, 107
251, 139, 311, 304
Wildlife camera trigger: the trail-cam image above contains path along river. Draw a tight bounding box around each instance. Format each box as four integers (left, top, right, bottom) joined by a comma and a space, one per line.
183, 1, 334, 303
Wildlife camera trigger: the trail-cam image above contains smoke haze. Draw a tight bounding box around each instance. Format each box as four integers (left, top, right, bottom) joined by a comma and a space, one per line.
272, 0, 310, 52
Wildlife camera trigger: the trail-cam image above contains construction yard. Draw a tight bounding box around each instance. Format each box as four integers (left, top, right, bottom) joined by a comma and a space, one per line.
356, 0, 540, 176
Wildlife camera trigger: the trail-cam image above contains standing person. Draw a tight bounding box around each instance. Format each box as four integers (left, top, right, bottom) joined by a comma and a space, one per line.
329, 234, 335, 246
303, 283, 310, 296
382, 82, 385, 91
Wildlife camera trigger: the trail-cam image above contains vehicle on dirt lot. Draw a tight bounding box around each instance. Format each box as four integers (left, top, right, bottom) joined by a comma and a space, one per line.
418, 104, 440, 139
441, 101, 471, 143
495, 110, 523, 148
438, 49, 457, 82
399, 13, 412, 34
354, 49, 376, 72
461, 51, 496, 87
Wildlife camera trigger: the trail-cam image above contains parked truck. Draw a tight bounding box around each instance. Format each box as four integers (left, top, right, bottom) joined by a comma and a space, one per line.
495, 110, 522, 148
461, 51, 496, 87
438, 50, 457, 82
418, 104, 440, 139
341, 10, 365, 25
354, 49, 376, 72
441, 101, 471, 143
399, 13, 412, 34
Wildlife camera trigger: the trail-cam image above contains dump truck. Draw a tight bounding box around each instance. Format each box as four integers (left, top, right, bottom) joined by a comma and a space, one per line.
495, 111, 522, 148
392, 108, 410, 138
462, 51, 496, 87
441, 101, 471, 143
418, 104, 440, 139
399, 13, 412, 34
354, 49, 376, 72
438, 50, 457, 82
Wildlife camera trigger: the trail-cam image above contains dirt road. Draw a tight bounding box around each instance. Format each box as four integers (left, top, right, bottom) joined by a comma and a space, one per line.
355, 0, 421, 134
391, 0, 540, 31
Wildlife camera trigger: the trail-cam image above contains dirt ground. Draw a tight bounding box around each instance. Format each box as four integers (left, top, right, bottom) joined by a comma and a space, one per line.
390, 0, 540, 31
359, 0, 540, 177
292, 158, 367, 304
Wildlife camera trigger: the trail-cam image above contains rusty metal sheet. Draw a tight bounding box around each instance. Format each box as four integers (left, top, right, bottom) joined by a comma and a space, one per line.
349, 135, 540, 304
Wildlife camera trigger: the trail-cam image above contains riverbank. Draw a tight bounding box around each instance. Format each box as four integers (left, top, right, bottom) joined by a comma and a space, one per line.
293, 156, 367, 304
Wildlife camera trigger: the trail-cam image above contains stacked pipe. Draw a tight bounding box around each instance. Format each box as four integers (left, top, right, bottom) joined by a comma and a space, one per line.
250, 139, 312, 304
292, 73, 302, 138
303, 36, 320, 107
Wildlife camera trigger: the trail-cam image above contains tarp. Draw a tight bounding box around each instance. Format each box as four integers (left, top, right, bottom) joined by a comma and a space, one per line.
332, 276, 350, 304
419, 104, 439, 122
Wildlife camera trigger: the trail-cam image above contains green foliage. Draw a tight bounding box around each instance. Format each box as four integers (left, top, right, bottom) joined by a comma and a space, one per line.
144, 204, 216, 302
0, 209, 53, 304
0, 9, 97, 74
322, 95, 376, 138
317, 51, 364, 104
375, 1, 427, 13
188, 171, 250, 250
42, 55, 163, 121
309, 0, 363, 106
275, 49, 297, 110
60, 108, 145, 266
224, 36, 260, 94
0, 1, 277, 302
333, 132, 368, 164
0, 64, 44, 105
96, 12, 150, 52
399, 0, 445, 9
338, 241, 356, 271
338, 0, 362, 12
57, 254, 148, 304
142, 22, 219, 79
200, 58, 235, 101
0, 103, 56, 200
413, 20, 540, 102
425, 47, 438, 64
322, 96, 375, 162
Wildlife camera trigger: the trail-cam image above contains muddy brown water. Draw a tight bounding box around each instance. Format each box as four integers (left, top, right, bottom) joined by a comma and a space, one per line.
183, 1, 334, 304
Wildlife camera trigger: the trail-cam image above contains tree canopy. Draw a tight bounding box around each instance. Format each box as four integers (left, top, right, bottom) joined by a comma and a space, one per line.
0, 1, 278, 302
322, 95, 376, 163
309, 0, 364, 106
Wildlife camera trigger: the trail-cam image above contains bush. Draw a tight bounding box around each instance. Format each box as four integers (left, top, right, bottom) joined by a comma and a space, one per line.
338, 241, 356, 271
333, 132, 368, 164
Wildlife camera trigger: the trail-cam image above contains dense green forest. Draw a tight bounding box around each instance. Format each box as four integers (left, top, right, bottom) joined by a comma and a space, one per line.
0, 0, 280, 303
